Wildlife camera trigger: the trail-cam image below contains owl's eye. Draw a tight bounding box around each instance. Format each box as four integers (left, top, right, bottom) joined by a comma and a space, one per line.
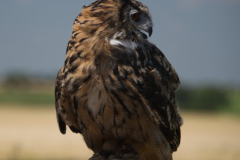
131, 13, 139, 22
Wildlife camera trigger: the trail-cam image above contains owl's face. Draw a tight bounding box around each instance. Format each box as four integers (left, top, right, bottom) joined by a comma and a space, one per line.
120, 0, 153, 39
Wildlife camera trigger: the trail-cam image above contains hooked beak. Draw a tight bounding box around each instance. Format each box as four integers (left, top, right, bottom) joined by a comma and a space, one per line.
148, 26, 153, 37
141, 25, 153, 38
138, 23, 153, 39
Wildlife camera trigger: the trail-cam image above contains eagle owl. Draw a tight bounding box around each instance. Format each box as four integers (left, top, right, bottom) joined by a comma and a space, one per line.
55, 0, 182, 159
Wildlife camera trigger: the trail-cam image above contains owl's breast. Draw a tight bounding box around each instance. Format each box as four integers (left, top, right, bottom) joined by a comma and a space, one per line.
86, 78, 108, 118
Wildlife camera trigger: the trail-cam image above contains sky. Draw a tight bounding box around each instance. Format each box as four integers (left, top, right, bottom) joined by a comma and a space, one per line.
0, 0, 240, 86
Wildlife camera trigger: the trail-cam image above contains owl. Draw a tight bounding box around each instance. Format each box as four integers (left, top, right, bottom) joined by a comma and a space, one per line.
55, 0, 182, 160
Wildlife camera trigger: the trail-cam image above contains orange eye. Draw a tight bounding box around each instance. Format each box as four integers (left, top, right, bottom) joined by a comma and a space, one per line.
131, 13, 139, 22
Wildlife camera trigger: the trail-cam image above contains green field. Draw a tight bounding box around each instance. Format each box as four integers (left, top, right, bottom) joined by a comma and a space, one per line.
1, 80, 240, 114
0, 80, 55, 105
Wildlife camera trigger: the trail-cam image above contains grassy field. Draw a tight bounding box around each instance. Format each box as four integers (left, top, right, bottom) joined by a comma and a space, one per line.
1, 80, 240, 114
1, 104, 240, 160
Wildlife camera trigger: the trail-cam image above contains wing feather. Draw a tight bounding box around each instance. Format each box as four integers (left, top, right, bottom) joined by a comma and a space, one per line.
55, 67, 81, 134
138, 43, 182, 151
151, 43, 180, 91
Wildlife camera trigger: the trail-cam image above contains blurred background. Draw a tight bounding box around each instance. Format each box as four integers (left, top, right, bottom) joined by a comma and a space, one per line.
0, 0, 240, 160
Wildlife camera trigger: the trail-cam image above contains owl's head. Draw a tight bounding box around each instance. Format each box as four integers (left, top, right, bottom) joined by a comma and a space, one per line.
118, 0, 153, 38
75, 0, 153, 41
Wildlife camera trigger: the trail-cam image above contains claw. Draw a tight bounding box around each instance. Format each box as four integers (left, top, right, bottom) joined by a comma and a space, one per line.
120, 144, 139, 160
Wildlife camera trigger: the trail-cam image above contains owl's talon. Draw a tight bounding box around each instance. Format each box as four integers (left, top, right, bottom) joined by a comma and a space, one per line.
89, 150, 122, 160
89, 154, 107, 160
120, 144, 138, 160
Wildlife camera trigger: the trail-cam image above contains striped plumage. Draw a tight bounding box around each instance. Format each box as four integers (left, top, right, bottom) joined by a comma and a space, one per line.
55, 0, 182, 159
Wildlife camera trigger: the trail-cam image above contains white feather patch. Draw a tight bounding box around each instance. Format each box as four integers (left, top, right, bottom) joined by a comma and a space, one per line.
110, 39, 137, 50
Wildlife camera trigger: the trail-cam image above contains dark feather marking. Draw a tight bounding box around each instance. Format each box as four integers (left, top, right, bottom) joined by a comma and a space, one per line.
110, 89, 131, 116
116, 75, 128, 92
73, 96, 79, 116
79, 20, 89, 25
64, 57, 69, 66
82, 5, 89, 9
127, 94, 138, 100
136, 47, 146, 67
90, 28, 98, 34
74, 44, 82, 49
81, 120, 87, 129
90, 136, 94, 150
60, 105, 67, 113
84, 99, 88, 109
79, 37, 89, 43
113, 64, 119, 75
70, 75, 91, 93
110, 97, 115, 105
66, 46, 72, 54
92, 11, 110, 17
120, 68, 128, 79
105, 20, 116, 29
97, 15, 115, 33
129, 78, 144, 94
107, 74, 115, 84
77, 51, 83, 56
114, 105, 119, 116
69, 54, 78, 64
69, 78, 81, 93
55, 87, 61, 102
69, 41, 76, 46
100, 104, 106, 116
94, 54, 102, 66
97, 5, 113, 9
102, 75, 108, 93
88, 109, 94, 121
66, 42, 71, 54
64, 77, 72, 89
55, 77, 62, 102
82, 74, 92, 83
74, 19, 80, 25
74, 20, 79, 25
68, 65, 79, 73
96, 103, 103, 116
141, 73, 168, 112
119, 2, 128, 21
73, 33, 80, 39
69, 126, 81, 134
150, 56, 170, 84
90, 0, 103, 7
132, 67, 140, 77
